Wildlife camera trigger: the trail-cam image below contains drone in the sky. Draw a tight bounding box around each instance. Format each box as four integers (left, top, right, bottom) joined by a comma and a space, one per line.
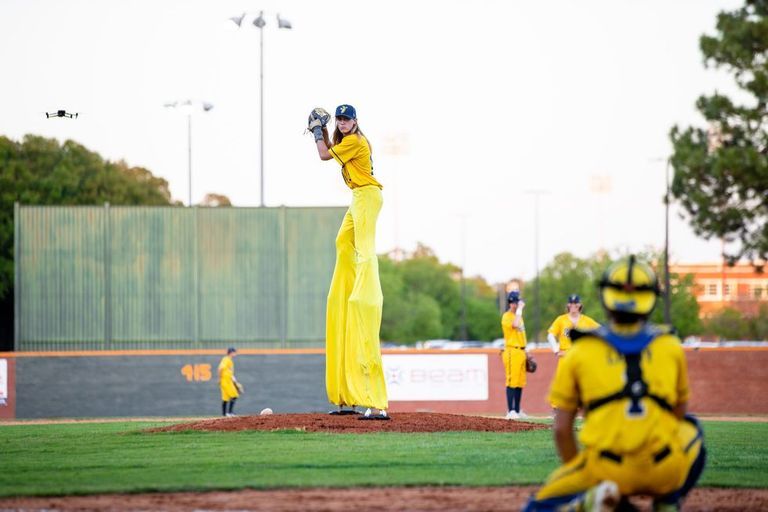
46, 110, 79, 119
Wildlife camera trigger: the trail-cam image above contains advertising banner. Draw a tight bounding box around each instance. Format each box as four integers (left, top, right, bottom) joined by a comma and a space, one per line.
383, 354, 488, 401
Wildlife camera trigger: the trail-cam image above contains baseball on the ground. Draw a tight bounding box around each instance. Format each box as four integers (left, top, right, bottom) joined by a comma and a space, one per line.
260, 408, 273, 415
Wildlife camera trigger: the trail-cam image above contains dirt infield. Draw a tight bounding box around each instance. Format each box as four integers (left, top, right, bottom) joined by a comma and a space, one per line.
1, 486, 766, 511
148, 412, 549, 434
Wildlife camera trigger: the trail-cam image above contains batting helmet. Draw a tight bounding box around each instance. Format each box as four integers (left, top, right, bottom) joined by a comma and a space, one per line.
507, 291, 521, 304
598, 255, 659, 322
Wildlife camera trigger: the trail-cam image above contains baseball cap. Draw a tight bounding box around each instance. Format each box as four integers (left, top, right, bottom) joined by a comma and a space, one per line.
335, 104, 357, 119
567, 294, 581, 304
507, 291, 521, 303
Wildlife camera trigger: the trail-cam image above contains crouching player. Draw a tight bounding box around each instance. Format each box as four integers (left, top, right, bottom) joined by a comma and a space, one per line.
524, 256, 706, 512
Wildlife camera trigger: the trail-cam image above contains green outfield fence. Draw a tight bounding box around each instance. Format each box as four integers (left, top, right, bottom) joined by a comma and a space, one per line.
14, 204, 346, 351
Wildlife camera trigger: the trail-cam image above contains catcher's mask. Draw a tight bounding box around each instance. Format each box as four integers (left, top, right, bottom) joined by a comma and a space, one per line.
335, 104, 356, 120
598, 255, 659, 323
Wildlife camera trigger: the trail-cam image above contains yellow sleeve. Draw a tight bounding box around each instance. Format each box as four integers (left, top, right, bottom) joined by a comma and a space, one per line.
501, 312, 512, 339
548, 316, 562, 336
548, 348, 580, 410
329, 135, 361, 167
581, 315, 601, 330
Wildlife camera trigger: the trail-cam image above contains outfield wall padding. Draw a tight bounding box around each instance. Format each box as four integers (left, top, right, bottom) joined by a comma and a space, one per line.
0, 348, 766, 419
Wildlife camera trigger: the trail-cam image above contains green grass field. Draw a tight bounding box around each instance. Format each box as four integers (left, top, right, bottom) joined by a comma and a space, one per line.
0, 420, 766, 497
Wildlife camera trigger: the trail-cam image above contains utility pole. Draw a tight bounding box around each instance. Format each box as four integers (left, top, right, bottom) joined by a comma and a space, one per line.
525, 189, 549, 343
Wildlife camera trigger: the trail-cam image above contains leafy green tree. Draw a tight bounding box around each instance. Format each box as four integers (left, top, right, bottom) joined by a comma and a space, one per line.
379, 256, 443, 343
704, 307, 752, 340
669, 0, 768, 264
379, 245, 502, 343
528, 252, 611, 341
751, 303, 768, 340
0, 135, 178, 349
464, 277, 504, 341
398, 244, 463, 339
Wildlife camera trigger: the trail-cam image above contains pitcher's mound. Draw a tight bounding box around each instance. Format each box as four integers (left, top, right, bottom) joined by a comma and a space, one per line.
149, 412, 548, 434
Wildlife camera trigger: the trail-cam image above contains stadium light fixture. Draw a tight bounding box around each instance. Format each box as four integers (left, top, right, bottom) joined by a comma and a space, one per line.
230, 10, 293, 207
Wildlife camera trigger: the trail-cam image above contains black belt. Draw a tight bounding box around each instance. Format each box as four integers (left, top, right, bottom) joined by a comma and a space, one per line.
506, 346, 525, 350
599, 446, 671, 464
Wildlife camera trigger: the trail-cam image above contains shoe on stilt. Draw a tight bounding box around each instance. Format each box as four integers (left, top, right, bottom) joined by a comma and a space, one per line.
329, 406, 360, 415
358, 408, 375, 420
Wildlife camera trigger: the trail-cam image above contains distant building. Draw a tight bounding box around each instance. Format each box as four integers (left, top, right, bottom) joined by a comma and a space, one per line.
671, 262, 768, 318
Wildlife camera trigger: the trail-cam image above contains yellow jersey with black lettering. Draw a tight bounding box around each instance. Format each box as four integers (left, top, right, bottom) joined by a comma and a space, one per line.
501, 311, 527, 349
548, 333, 689, 454
548, 314, 601, 352
328, 134, 382, 190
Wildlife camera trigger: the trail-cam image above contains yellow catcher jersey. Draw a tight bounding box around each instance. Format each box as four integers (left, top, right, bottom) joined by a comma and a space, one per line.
548, 331, 690, 454
547, 314, 601, 352
501, 311, 527, 348
328, 134, 382, 190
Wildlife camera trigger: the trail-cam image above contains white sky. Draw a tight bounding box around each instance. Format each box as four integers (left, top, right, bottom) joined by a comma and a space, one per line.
0, 0, 745, 283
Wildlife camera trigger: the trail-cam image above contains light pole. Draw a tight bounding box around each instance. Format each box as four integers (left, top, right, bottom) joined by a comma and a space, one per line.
525, 189, 549, 344
230, 11, 292, 207
651, 157, 673, 325
164, 100, 214, 206
663, 158, 672, 325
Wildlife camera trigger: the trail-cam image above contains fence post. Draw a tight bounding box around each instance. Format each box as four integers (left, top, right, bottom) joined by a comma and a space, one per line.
194, 206, 201, 348
104, 203, 112, 350
14, 202, 20, 351
281, 206, 288, 349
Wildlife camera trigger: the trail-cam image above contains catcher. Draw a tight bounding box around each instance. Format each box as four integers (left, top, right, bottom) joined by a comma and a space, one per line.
523, 256, 706, 512
218, 347, 243, 417
307, 105, 389, 420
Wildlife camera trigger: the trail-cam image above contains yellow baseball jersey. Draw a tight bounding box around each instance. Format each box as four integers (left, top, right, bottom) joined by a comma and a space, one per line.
328, 134, 382, 190
501, 311, 527, 348
548, 332, 689, 454
218, 355, 239, 401
548, 314, 601, 352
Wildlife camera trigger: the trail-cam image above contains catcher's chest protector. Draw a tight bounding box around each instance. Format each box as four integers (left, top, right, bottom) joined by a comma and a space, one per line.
584, 326, 674, 415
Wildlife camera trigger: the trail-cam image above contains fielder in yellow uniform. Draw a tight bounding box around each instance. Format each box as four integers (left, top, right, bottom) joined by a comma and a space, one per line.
218, 347, 242, 417
311, 104, 388, 420
547, 294, 600, 358
501, 291, 529, 420
524, 256, 706, 512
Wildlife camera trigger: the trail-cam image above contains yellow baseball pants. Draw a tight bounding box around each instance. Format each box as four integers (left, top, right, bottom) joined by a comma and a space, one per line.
524, 416, 706, 510
325, 185, 387, 410
503, 348, 527, 387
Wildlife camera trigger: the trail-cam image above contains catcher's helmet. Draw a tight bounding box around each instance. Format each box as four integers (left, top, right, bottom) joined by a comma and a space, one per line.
507, 291, 521, 304
598, 255, 659, 321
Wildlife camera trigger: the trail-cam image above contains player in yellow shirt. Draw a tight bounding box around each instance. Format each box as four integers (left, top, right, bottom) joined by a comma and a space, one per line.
547, 294, 600, 359
218, 347, 242, 417
311, 104, 388, 420
500, 291, 529, 420
524, 256, 706, 512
